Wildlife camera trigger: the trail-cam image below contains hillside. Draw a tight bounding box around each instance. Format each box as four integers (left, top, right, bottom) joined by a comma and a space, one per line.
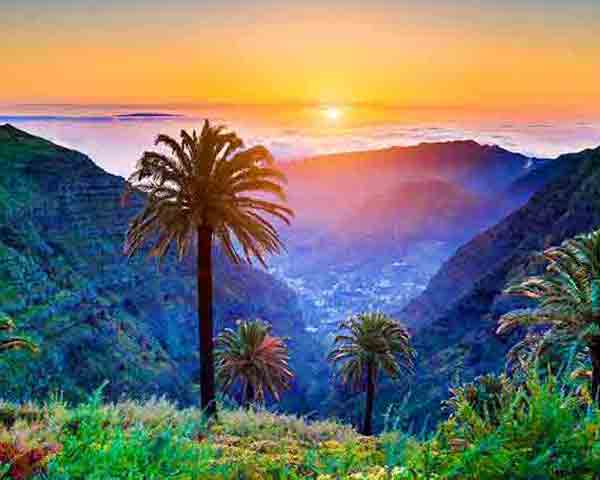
334, 179, 483, 245
270, 141, 542, 343
281, 140, 538, 227
0, 124, 314, 406
284, 140, 537, 193
398, 146, 600, 424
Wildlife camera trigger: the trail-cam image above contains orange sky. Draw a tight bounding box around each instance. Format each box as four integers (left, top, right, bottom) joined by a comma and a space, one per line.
2, 1, 599, 114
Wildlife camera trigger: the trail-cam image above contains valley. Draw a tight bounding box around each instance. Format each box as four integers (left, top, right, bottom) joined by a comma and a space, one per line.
1, 124, 599, 433
269, 239, 449, 331
268, 141, 546, 335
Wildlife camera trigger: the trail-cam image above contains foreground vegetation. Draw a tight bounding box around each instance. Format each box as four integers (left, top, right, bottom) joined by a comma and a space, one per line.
0, 368, 597, 479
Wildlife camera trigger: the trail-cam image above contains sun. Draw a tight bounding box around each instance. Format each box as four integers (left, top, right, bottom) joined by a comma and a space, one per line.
322, 106, 342, 121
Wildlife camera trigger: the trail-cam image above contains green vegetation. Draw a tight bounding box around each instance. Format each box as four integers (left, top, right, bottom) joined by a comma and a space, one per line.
329, 313, 415, 436
0, 368, 597, 479
498, 229, 600, 402
0, 123, 319, 425
123, 121, 294, 417
215, 319, 293, 406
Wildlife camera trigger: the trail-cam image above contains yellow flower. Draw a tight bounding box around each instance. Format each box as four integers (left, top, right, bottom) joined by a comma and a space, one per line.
321, 440, 343, 451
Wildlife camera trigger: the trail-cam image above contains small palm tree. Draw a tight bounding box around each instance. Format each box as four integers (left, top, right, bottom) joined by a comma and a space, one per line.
0, 314, 37, 354
497, 229, 600, 403
329, 312, 415, 435
123, 121, 293, 417
215, 319, 293, 406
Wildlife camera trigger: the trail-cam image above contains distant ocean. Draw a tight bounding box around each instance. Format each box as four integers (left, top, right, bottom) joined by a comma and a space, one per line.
1, 104, 599, 178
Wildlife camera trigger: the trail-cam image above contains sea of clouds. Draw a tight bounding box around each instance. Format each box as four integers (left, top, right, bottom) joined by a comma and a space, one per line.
1, 106, 600, 178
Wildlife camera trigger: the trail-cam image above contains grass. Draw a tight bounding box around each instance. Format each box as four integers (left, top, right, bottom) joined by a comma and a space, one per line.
0, 371, 598, 479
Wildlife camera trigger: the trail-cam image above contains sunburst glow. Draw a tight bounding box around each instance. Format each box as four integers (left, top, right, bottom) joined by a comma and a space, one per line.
323, 107, 342, 121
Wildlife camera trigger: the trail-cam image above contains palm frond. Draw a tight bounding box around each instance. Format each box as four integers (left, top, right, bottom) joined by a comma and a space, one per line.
499, 228, 600, 367
123, 120, 293, 266
215, 319, 293, 404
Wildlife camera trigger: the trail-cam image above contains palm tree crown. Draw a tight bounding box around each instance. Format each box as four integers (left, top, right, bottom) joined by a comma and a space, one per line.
215, 319, 293, 405
123, 120, 293, 265
329, 312, 415, 389
497, 229, 600, 400
497, 229, 600, 341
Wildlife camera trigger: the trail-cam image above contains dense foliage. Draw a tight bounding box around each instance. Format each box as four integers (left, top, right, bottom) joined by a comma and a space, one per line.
498, 228, 600, 401
0, 369, 595, 479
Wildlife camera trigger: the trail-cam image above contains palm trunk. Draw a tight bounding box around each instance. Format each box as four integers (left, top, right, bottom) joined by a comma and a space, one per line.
197, 226, 216, 418
244, 381, 255, 408
362, 361, 375, 436
590, 337, 600, 405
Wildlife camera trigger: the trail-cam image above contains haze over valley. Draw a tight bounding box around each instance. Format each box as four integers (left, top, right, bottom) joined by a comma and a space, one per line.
4, 106, 598, 339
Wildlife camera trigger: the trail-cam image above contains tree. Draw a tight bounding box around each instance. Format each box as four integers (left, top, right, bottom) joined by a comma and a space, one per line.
123, 121, 293, 418
328, 312, 415, 435
0, 313, 37, 354
215, 319, 293, 406
497, 229, 600, 403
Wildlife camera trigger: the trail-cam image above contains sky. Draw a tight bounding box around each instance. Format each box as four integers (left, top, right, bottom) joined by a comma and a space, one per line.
2, 0, 600, 114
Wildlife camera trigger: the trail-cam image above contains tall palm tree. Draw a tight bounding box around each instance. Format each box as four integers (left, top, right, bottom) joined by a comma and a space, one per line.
0, 314, 37, 354
328, 312, 415, 435
215, 319, 293, 406
123, 121, 293, 417
497, 229, 600, 403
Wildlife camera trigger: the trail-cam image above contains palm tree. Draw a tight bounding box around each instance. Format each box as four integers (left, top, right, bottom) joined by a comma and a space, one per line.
497, 229, 600, 403
123, 121, 293, 418
328, 312, 415, 435
0, 313, 37, 354
215, 319, 293, 406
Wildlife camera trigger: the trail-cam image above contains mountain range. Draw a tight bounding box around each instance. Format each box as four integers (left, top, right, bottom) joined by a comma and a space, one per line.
2, 124, 599, 431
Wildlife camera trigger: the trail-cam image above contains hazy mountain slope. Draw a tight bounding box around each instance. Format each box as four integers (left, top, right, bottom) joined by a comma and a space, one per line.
284, 140, 536, 191
0, 124, 312, 405
397, 146, 600, 425
281, 140, 538, 227
508, 155, 577, 201
335, 179, 482, 243
270, 140, 544, 339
